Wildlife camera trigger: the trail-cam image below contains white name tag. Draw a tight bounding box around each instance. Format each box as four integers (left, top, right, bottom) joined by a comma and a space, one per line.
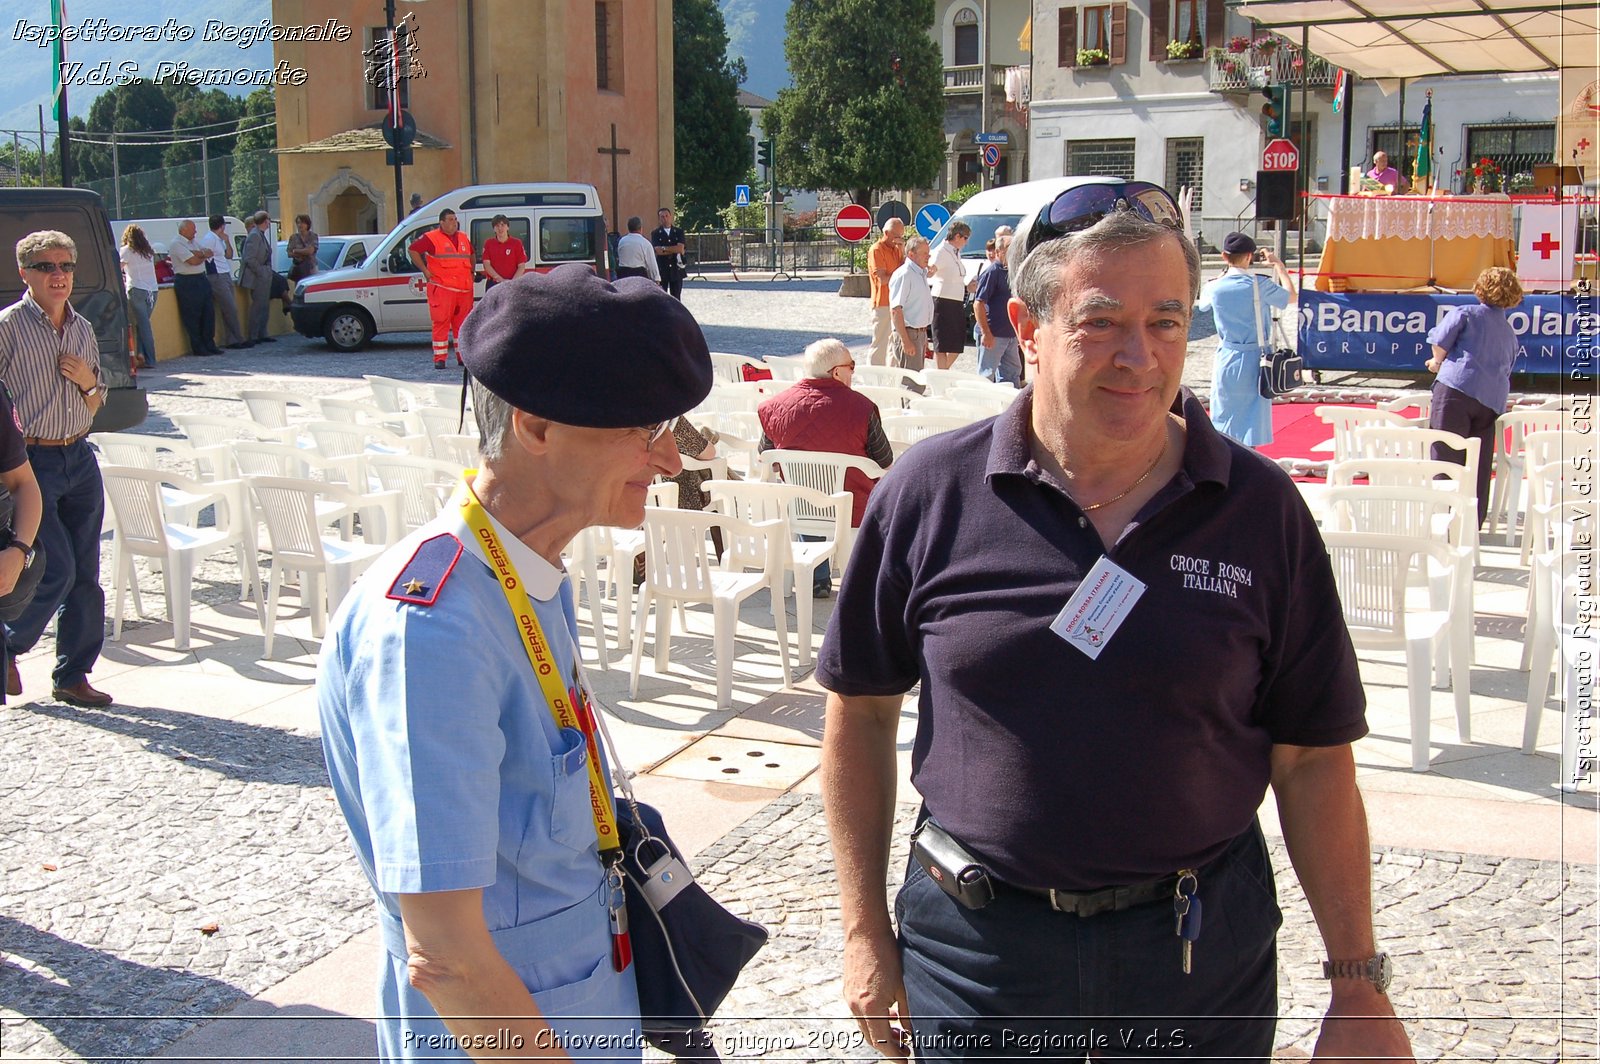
1050, 555, 1147, 660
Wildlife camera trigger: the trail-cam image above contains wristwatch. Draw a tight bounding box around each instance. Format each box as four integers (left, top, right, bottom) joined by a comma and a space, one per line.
9, 539, 35, 569
1322, 953, 1393, 993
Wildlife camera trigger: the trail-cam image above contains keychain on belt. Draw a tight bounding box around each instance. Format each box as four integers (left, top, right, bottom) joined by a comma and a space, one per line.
1173, 869, 1200, 974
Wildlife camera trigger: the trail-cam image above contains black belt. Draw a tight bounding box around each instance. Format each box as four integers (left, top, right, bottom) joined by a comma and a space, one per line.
1008, 875, 1183, 917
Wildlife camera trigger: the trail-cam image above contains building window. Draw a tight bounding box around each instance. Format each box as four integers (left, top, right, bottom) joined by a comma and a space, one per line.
1370, 127, 1420, 172
953, 8, 980, 66
1082, 5, 1111, 52
1066, 138, 1136, 179
1464, 124, 1554, 192
1173, 0, 1202, 46
1165, 138, 1203, 215
595, 2, 621, 92
1061, 4, 1127, 67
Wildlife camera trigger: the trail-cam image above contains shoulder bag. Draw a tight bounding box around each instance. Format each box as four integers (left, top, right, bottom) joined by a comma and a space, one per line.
1253, 275, 1304, 399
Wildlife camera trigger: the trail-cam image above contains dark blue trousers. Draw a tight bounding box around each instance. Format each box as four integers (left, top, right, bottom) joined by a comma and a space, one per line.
173, 273, 215, 355
897, 821, 1282, 1062
6, 441, 105, 687
1429, 381, 1497, 526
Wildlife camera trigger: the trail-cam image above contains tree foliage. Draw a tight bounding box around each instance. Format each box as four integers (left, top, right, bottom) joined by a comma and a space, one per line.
767, 0, 945, 206
671, 0, 751, 230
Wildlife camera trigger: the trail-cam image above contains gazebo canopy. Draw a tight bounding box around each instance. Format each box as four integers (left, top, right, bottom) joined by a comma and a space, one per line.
1232, 0, 1598, 79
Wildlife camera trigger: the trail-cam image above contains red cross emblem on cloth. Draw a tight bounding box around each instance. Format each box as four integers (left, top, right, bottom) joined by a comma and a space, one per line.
1579, 138, 1593, 153
1532, 233, 1561, 259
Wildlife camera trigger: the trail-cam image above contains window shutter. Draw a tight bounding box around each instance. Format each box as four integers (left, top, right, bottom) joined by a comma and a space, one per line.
1109, 3, 1127, 64
1059, 7, 1077, 67
1149, 0, 1170, 60
1205, 0, 1225, 46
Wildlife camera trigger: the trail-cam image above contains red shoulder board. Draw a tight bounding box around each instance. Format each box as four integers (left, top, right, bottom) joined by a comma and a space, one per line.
385, 533, 464, 607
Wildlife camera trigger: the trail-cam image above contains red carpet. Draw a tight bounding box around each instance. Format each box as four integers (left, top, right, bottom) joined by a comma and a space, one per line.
1256, 403, 1423, 480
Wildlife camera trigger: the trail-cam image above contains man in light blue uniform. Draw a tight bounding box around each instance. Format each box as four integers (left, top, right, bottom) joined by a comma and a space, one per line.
1194, 232, 1292, 448
318, 263, 713, 1061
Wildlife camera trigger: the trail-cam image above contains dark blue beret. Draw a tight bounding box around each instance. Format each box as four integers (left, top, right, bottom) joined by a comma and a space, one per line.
1221, 231, 1256, 256
459, 263, 712, 427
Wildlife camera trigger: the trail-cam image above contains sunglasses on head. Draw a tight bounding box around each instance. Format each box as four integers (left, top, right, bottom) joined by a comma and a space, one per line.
25, 261, 77, 274
1027, 181, 1183, 251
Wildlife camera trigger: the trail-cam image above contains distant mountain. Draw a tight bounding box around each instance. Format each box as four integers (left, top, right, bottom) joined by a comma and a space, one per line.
0, 0, 275, 135
721, 0, 791, 102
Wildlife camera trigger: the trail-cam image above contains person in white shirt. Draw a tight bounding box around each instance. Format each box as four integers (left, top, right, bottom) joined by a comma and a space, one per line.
888, 235, 933, 370
928, 221, 974, 370
118, 225, 159, 367
167, 220, 223, 357
614, 216, 661, 282
199, 216, 248, 349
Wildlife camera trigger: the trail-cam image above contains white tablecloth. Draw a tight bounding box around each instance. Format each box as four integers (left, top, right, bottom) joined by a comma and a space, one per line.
1323, 194, 1514, 243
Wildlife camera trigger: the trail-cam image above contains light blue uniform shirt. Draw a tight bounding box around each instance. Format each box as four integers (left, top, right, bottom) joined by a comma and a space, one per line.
318, 504, 640, 1062
1196, 269, 1291, 447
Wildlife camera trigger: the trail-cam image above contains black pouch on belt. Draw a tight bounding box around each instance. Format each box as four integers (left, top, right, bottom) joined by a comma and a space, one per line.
911, 817, 996, 910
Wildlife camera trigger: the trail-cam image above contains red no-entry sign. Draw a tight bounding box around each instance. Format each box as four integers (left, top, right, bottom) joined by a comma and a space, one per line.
1261, 138, 1299, 172
835, 204, 873, 243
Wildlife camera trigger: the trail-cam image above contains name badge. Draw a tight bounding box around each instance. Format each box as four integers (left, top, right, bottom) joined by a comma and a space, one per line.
1050, 555, 1147, 660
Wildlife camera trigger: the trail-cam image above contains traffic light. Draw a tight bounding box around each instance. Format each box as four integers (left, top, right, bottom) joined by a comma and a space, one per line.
757, 138, 773, 172
1261, 85, 1288, 138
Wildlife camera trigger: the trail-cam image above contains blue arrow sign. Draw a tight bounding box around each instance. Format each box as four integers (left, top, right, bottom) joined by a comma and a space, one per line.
734, 184, 751, 206
973, 132, 1010, 145
915, 202, 951, 241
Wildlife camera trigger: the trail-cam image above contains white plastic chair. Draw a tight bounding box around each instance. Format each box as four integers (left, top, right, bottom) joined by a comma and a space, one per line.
854, 384, 917, 413
705, 479, 850, 669
315, 397, 376, 424
628, 506, 792, 709
100, 466, 260, 651
920, 367, 988, 397
239, 389, 317, 431
945, 383, 1015, 416
1524, 539, 1596, 791
1352, 425, 1483, 561
709, 411, 763, 443
762, 355, 808, 383
407, 380, 470, 411
853, 365, 925, 392
881, 413, 971, 451
908, 396, 984, 420
246, 476, 399, 657
366, 453, 463, 532
569, 483, 679, 667
756, 449, 888, 566
709, 352, 765, 385
1488, 409, 1573, 540
170, 413, 285, 476
434, 434, 482, 468
412, 405, 478, 459
1313, 406, 1412, 463
362, 374, 416, 415
1323, 530, 1470, 772
1376, 394, 1431, 424
1519, 431, 1595, 565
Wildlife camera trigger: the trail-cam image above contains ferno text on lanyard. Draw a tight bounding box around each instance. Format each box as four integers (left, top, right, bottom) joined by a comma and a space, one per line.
457, 475, 633, 972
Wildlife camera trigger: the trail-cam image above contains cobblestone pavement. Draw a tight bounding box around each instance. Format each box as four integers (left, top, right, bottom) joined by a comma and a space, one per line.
695, 797, 1597, 1063
0, 699, 371, 1061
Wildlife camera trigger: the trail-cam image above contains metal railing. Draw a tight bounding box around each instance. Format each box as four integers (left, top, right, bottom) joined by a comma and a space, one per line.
1206, 47, 1338, 93
80, 149, 280, 221
682, 228, 862, 277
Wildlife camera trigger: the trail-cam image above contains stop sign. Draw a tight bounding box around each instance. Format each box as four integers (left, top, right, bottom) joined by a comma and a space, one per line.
1261, 138, 1299, 172
835, 204, 873, 244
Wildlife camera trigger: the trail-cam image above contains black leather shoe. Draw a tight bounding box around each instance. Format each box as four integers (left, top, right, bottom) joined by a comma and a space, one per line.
226, 342, 249, 349
193, 348, 220, 357
258, 336, 278, 343
6, 659, 20, 697
52, 681, 113, 708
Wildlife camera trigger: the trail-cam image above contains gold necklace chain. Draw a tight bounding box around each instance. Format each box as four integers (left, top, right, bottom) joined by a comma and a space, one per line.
1076, 430, 1170, 513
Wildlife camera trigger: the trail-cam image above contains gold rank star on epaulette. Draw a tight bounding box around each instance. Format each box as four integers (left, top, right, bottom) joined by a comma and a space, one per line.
386, 534, 464, 607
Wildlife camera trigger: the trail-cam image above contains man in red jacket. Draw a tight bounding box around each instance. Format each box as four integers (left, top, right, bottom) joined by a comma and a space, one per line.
758, 338, 894, 596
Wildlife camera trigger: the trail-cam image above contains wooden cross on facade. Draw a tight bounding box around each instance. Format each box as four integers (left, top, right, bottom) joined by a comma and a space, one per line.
597, 123, 630, 237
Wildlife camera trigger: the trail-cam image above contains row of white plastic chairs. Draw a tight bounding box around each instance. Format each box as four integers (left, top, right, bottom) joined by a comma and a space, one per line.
235, 388, 479, 464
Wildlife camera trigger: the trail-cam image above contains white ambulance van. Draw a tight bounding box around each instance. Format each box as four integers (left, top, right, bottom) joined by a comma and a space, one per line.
290, 183, 607, 351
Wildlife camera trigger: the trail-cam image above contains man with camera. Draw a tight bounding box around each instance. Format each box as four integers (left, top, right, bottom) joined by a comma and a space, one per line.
818, 191, 1411, 1062
1194, 231, 1292, 448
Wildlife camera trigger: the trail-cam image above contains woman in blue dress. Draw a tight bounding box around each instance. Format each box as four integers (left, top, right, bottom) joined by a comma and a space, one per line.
1195, 231, 1293, 447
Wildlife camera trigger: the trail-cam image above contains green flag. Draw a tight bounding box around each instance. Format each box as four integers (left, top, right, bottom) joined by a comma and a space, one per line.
49, 0, 65, 122
1413, 92, 1433, 188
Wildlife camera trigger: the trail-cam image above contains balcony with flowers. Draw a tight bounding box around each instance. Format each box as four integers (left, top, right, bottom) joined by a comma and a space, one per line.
1207, 34, 1337, 93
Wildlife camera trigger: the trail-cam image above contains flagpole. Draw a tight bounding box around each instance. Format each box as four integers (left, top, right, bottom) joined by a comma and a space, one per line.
51, 0, 71, 186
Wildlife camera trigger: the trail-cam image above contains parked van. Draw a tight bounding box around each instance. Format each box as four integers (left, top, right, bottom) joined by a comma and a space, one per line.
932, 177, 1179, 286
290, 183, 608, 351
0, 188, 146, 432
110, 215, 250, 284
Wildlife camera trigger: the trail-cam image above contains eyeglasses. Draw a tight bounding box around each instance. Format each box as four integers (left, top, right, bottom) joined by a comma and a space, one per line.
833, 361, 856, 373
1025, 181, 1183, 253
25, 261, 76, 274
640, 420, 673, 445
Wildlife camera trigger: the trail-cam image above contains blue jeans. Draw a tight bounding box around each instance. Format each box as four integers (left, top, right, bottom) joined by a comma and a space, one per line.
977, 337, 1021, 386
896, 820, 1281, 1061
7, 441, 106, 687
128, 287, 157, 366
801, 534, 830, 593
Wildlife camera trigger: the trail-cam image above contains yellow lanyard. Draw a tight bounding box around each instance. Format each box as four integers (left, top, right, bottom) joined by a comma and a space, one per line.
457, 476, 622, 864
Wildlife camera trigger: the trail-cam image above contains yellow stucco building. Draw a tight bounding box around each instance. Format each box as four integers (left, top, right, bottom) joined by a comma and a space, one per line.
269, 0, 674, 235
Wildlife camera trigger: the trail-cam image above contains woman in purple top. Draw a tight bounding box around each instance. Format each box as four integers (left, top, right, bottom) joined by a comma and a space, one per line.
1424, 266, 1524, 525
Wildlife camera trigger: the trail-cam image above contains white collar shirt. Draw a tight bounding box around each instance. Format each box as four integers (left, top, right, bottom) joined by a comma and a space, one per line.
888, 258, 934, 329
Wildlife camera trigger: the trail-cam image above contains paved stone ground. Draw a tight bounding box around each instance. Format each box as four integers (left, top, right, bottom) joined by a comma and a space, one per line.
0, 699, 370, 1062
696, 796, 1598, 1063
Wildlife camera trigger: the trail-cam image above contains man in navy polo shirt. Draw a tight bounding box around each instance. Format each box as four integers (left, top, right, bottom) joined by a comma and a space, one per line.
817, 209, 1413, 1062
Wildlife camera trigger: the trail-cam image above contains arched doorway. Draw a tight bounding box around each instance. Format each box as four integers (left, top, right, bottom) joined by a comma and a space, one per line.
308, 169, 386, 235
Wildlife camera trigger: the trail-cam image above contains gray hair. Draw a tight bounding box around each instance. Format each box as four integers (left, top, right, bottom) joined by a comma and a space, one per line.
903, 234, 928, 258
1012, 212, 1200, 323
16, 230, 76, 270
802, 337, 853, 378
471, 380, 515, 461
